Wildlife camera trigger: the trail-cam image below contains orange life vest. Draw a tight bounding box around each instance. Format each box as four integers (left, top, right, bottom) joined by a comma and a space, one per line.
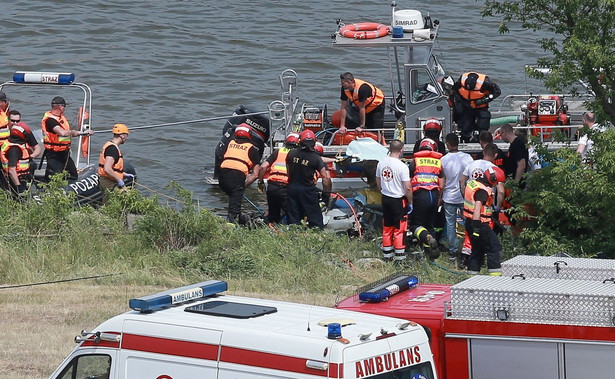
41, 111, 71, 152
344, 78, 385, 113
457, 72, 489, 108
98, 141, 125, 179
0, 109, 8, 143
267, 147, 290, 185
0, 141, 31, 178
463, 179, 494, 223
411, 150, 443, 191
220, 139, 255, 175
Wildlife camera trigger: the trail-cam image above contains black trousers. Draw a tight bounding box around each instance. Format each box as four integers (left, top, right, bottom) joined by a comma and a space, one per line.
411, 189, 440, 237
218, 168, 247, 223
287, 183, 323, 229
465, 218, 501, 272
266, 181, 288, 223
457, 107, 491, 141
45, 150, 78, 181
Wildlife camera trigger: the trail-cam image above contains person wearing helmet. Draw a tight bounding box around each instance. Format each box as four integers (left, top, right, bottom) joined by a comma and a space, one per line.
0, 111, 42, 191
338, 72, 386, 134
453, 72, 501, 143
98, 123, 132, 203
219, 123, 262, 224
41, 96, 94, 181
1, 120, 42, 197
256, 132, 300, 224
407, 138, 445, 259
286, 129, 332, 229
462, 165, 505, 275
412, 118, 446, 154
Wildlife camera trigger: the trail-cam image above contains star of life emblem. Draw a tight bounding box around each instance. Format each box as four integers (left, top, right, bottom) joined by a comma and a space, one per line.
382, 166, 394, 181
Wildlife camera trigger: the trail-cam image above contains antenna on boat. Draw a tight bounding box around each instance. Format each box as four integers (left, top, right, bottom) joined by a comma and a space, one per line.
391, 0, 397, 26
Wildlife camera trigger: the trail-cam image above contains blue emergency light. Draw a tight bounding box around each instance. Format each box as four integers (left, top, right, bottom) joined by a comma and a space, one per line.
129, 280, 228, 312
13, 71, 75, 85
358, 275, 419, 303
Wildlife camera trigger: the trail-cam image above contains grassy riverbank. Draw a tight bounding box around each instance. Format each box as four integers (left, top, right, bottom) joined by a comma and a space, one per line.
0, 182, 464, 378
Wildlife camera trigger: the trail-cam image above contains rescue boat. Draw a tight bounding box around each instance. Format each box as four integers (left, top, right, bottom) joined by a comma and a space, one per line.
0, 71, 136, 206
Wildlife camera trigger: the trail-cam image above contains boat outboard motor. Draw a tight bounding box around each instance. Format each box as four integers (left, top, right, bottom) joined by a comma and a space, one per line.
223, 105, 270, 142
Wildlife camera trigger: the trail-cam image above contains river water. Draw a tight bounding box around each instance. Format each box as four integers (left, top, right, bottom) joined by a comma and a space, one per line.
1, 0, 547, 213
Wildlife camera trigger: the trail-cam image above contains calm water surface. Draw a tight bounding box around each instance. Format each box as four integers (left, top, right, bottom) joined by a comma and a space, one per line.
0, 0, 547, 212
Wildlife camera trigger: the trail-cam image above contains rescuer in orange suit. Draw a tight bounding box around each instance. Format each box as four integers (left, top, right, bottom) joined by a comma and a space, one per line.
98, 123, 131, 204
453, 72, 501, 143
218, 123, 261, 224
0, 91, 11, 145
338, 72, 386, 134
0, 122, 42, 198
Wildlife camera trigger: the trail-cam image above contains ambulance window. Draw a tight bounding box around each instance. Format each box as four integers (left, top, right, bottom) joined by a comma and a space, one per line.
56, 354, 111, 379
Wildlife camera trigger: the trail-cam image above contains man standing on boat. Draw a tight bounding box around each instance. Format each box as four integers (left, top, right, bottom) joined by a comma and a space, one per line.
98, 123, 131, 204
286, 129, 331, 229
337, 72, 386, 134
453, 72, 501, 143
218, 123, 261, 224
376, 139, 413, 262
41, 96, 93, 181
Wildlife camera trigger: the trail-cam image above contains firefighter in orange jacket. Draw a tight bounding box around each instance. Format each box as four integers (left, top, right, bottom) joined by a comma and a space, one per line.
463, 166, 505, 275
453, 72, 501, 143
0, 122, 41, 197
0, 91, 10, 145
98, 123, 131, 203
219, 123, 261, 224
408, 138, 445, 260
257, 132, 300, 223
338, 72, 385, 134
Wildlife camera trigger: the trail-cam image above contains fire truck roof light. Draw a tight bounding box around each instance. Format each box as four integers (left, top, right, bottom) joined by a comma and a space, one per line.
13, 71, 75, 85
129, 280, 228, 313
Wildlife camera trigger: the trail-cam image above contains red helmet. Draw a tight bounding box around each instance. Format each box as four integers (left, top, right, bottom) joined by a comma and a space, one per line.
234, 123, 251, 139
285, 132, 300, 146
314, 142, 324, 155
10, 122, 29, 141
484, 166, 505, 186
424, 118, 442, 132
419, 138, 437, 152
299, 129, 316, 143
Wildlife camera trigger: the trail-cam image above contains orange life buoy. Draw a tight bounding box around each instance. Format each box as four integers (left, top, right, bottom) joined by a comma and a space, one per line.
339, 23, 390, 40
332, 130, 381, 145
78, 107, 90, 158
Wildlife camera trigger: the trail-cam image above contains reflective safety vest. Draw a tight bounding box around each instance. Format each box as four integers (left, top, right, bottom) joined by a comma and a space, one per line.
267, 147, 290, 185
463, 179, 494, 223
220, 139, 255, 175
344, 78, 385, 113
411, 150, 443, 191
457, 72, 489, 108
98, 141, 125, 179
0, 141, 31, 178
41, 111, 71, 152
0, 109, 8, 143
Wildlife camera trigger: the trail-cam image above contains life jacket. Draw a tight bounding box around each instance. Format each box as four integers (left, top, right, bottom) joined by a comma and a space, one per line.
98, 141, 125, 179
41, 111, 71, 152
463, 179, 494, 223
344, 78, 385, 113
411, 150, 443, 191
267, 147, 291, 185
0, 141, 31, 178
0, 109, 8, 143
220, 139, 255, 175
457, 72, 489, 108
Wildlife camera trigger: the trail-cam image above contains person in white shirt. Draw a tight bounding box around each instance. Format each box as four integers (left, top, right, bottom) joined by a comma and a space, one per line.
376, 139, 412, 262
576, 112, 604, 162
441, 133, 474, 260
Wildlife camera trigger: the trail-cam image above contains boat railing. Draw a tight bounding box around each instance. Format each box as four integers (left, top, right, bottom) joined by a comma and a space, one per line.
494, 93, 593, 114
507, 124, 581, 145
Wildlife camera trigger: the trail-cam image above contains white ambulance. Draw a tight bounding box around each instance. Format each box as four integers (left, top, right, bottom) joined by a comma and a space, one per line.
48, 280, 438, 378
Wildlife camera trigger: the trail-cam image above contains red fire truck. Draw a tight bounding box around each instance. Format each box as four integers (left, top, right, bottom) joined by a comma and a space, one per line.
336, 256, 615, 379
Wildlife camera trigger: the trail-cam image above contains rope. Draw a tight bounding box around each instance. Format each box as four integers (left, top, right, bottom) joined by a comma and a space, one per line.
93, 111, 268, 133
332, 192, 362, 238
428, 259, 468, 275
132, 182, 188, 204
0, 273, 119, 290
243, 194, 265, 218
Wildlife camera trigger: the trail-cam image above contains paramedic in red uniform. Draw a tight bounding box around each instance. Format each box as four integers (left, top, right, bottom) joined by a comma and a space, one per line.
98, 123, 131, 204
453, 72, 501, 143
41, 96, 93, 181
337, 72, 385, 134
218, 123, 261, 224
286, 129, 331, 229
257, 132, 300, 224
463, 166, 505, 275
408, 138, 444, 259
376, 139, 413, 262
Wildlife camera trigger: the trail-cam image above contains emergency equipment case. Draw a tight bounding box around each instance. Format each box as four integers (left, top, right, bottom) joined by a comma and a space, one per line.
48, 280, 438, 379
500, 254, 615, 281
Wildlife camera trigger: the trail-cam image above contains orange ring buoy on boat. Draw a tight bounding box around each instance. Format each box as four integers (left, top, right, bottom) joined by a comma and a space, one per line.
339, 23, 390, 40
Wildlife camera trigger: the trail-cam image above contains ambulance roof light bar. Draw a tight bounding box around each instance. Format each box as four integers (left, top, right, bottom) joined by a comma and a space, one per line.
358, 274, 419, 303
12, 71, 75, 85
129, 280, 228, 313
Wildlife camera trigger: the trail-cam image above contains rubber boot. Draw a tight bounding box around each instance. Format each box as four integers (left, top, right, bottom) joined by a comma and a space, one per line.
393, 248, 407, 263
381, 246, 394, 261
414, 226, 440, 260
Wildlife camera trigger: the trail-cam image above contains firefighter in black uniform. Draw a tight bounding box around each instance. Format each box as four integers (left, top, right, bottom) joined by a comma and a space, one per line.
453, 72, 501, 143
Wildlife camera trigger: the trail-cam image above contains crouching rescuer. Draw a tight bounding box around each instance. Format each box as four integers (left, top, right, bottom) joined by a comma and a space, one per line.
376, 140, 413, 262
